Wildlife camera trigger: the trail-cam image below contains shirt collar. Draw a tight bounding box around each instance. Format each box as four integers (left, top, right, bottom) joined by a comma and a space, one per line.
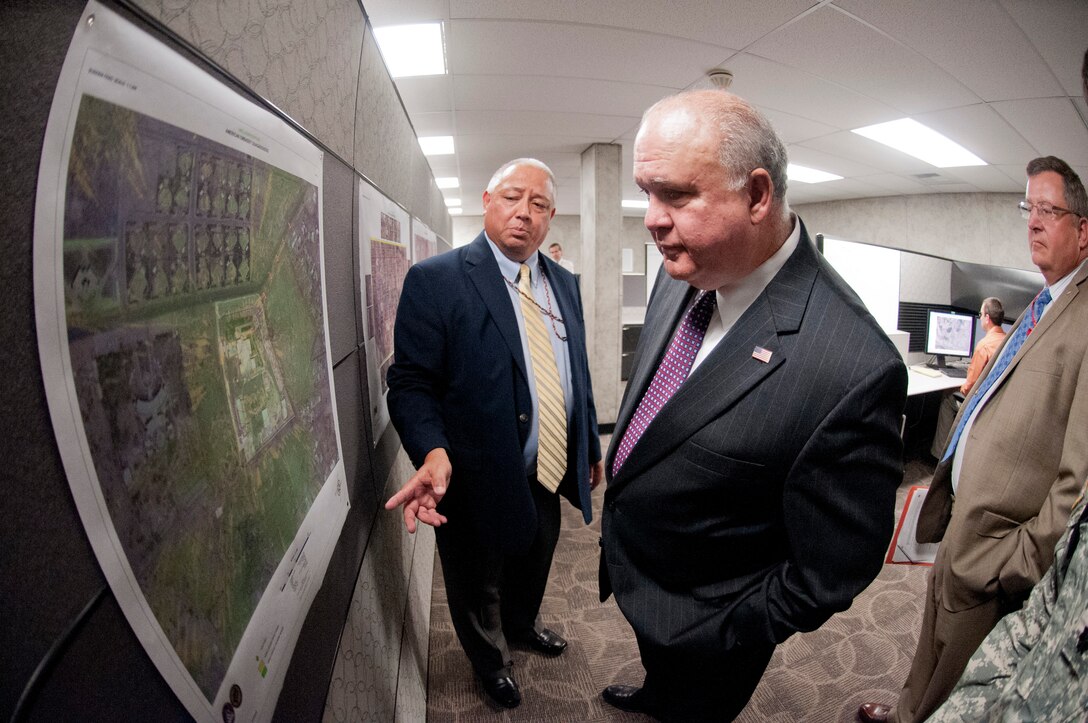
713, 214, 800, 321
485, 232, 541, 287
1046, 257, 1087, 306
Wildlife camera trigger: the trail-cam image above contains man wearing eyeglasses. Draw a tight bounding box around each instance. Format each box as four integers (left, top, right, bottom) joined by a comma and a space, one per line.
860, 155, 1088, 723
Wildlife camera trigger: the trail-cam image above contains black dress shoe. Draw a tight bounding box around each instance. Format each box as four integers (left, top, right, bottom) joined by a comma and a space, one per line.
479, 675, 521, 709
602, 684, 651, 714
518, 628, 568, 656
858, 703, 892, 722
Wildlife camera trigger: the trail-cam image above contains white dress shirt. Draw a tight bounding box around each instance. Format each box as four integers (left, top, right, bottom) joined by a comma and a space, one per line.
690, 216, 801, 372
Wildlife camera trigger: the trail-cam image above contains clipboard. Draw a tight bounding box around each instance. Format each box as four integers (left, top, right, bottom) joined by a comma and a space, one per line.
886, 485, 940, 565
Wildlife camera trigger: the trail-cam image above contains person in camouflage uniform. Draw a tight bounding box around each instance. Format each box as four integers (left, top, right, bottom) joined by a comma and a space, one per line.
928, 480, 1088, 723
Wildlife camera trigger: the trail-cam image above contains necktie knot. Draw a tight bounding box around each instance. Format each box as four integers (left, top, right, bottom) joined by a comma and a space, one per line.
519, 263, 532, 289
1034, 287, 1052, 319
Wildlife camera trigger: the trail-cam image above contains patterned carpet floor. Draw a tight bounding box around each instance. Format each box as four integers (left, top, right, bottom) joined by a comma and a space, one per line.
426, 451, 935, 722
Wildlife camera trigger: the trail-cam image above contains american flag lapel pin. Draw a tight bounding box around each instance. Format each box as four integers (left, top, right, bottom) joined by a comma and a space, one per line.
752, 346, 773, 363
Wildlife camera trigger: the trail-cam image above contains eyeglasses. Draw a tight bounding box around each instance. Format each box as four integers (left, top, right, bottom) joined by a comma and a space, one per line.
1018, 200, 1081, 221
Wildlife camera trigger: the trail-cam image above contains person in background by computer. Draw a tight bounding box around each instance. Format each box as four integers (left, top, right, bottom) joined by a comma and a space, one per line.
960, 297, 1005, 395
859, 154, 1088, 723
929, 297, 1005, 459
547, 242, 575, 272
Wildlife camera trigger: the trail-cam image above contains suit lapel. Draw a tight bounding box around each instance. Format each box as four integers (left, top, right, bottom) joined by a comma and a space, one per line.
609, 230, 820, 486
607, 279, 693, 467
465, 234, 528, 381
542, 258, 581, 353
991, 261, 1087, 389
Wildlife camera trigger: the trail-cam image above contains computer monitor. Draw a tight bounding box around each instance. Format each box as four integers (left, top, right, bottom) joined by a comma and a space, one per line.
925, 309, 975, 368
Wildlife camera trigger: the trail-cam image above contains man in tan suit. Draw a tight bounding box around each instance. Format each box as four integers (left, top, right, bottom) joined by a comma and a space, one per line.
860, 155, 1088, 723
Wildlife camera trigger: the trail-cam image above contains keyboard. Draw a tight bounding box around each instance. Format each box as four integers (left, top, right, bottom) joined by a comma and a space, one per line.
912, 365, 942, 378
942, 367, 968, 378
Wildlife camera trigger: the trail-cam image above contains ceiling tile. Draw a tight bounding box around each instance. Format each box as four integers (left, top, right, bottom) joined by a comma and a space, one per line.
1000, 0, 1088, 97
363, 0, 451, 23
725, 54, 899, 129
939, 165, 1024, 193
449, 0, 813, 49
406, 110, 454, 136
761, 108, 840, 144
453, 109, 634, 140
389, 75, 453, 114
453, 74, 665, 121
447, 19, 733, 88
835, 0, 1065, 102
748, 5, 979, 114
910, 103, 1038, 166
787, 145, 883, 178
800, 131, 939, 174
991, 98, 1088, 164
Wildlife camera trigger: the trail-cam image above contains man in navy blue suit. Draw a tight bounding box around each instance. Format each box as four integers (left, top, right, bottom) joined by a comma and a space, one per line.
384, 158, 603, 709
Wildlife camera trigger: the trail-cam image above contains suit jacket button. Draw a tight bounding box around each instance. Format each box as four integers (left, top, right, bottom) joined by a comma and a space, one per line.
519, 413, 529, 423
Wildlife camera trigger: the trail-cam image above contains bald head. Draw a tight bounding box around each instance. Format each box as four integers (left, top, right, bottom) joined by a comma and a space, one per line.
633, 90, 793, 289
640, 90, 790, 204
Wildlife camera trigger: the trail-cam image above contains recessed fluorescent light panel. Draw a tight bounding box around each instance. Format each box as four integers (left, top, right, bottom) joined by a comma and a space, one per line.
373, 23, 446, 78
787, 163, 842, 184
622, 199, 649, 209
448, 207, 463, 215
851, 118, 986, 168
419, 135, 454, 156
444, 198, 461, 207
436, 177, 460, 189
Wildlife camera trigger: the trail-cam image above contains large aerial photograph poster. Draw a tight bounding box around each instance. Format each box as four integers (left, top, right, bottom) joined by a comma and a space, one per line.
33, 4, 349, 721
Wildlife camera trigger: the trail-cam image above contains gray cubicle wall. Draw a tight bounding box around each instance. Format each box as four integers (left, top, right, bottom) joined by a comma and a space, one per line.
0, 1, 447, 720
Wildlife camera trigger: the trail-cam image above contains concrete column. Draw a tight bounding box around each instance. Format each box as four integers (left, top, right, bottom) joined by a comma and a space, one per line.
580, 143, 622, 425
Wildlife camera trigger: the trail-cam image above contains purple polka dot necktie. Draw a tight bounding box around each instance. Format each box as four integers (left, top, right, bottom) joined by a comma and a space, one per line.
612, 290, 717, 475
942, 287, 1051, 462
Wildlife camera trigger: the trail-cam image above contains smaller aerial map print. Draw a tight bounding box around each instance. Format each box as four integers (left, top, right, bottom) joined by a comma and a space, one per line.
358, 181, 411, 443
34, 5, 348, 721
412, 217, 437, 263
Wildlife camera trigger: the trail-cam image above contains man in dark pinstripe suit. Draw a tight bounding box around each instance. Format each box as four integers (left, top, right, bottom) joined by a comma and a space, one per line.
599, 89, 908, 721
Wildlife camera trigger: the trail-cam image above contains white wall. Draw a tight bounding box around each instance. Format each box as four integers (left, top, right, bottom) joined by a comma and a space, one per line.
795, 192, 1030, 271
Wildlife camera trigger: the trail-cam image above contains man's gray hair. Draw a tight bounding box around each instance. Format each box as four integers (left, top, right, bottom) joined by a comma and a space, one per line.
642, 90, 789, 200
1026, 156, 1088, 218
486, 158, 557, 199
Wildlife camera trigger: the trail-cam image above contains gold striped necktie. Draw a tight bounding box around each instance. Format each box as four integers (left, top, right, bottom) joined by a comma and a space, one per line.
519, 263, 567, 492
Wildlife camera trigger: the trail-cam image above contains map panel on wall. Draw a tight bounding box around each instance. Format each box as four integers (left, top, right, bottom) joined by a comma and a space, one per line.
33, 4, 350, 721
358, 180, 411, 445
411, 217, 437, 263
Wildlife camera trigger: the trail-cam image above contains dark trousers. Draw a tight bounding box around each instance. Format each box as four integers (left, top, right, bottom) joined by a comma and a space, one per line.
435, 475, 561, 679
930, 391, 961, 459
634, 629, 775, 722
635, 621, 779, 717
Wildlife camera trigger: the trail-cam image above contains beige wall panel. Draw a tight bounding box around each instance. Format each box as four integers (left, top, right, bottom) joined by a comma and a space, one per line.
795, 193, 1031, 271
354, 25, 417, 206
132, 0, 364, 162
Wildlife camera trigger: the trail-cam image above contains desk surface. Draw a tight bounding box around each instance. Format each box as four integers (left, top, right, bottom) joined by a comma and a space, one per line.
907, 366, 963, 396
